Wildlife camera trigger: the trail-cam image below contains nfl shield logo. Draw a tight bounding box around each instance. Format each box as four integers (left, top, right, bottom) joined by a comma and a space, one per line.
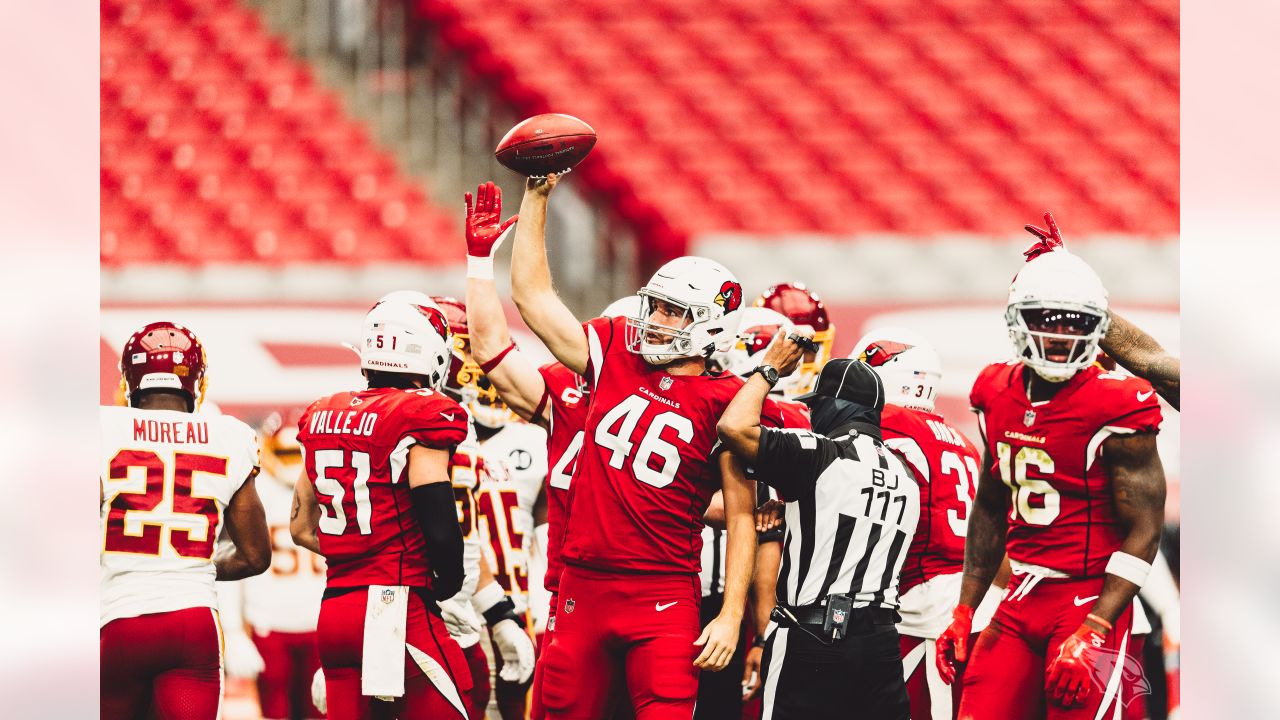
381, 588, 396, 605
564, 598, 575, 614
833, 608, 846, 624
1023, 409, 1036, 427
660, 376, 673, 391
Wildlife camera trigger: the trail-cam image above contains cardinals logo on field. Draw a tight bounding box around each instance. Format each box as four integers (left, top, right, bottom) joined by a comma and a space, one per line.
415, 305, 451, 340
1088, 646, 1152, 708
714, 281, 743, 313
859, 340, 913, 368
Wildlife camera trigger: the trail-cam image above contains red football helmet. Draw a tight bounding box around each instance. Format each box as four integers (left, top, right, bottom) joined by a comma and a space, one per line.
431, 296, 514, 429
753, 282, 835, 396
118, 321, 208, 411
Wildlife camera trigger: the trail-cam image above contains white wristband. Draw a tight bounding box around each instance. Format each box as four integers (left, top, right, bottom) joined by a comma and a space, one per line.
1105, 551, 1152, 588
471, 579, 504, 614
467, 255, 494, 280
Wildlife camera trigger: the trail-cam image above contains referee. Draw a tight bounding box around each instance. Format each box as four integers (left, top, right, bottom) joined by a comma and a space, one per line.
717, 331, 919, 720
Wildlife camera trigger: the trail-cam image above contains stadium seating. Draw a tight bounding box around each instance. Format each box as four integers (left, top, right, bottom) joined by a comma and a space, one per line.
101, 0, 460, 265
418, 0, 1177, 240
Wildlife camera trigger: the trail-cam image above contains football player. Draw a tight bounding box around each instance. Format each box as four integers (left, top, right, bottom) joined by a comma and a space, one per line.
850, 327, 1004, 720
753, 282, 836, 398
291, 294, 473, 719
461, 179, 643, 719
101, 322, 271, 720
509, 172, 782, 719
434, 294, 541, 720
935, 236, 1167, 718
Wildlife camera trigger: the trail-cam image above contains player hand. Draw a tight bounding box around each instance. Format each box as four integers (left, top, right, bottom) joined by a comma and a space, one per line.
1046, 623, 1107, 707
311, 668, 328, 715
465, 181, 518, 259
755, 498, 785, 533
439, 598, 482, 637
935, 604, 975, 685
761, 328, 812, 378
1023, 211, 1066, 261
223, 631, 265, 679
693, 613, 740, 671
492, 618, 536, 684
741, 644, 764, 699
525, 172, 559, 197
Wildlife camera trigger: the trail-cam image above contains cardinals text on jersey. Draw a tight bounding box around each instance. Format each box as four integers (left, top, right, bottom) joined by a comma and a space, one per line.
101, 405, 260, 626
970, 362, 1162, 578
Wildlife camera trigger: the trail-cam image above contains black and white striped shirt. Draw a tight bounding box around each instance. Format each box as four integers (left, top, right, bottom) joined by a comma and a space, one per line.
755, 427, 920, 610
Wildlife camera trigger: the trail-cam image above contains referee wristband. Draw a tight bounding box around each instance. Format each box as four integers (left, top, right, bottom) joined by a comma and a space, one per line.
1105, 551, 1152, 588
467, 255, 495, 280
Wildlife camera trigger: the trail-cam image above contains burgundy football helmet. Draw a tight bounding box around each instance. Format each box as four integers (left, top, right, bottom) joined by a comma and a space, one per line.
753, 282, 835, 396
430, 296, 514, 429
118, 321, 208, 411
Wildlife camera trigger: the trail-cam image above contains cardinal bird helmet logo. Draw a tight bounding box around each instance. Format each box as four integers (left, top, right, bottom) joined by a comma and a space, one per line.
714, 281, 743, 313
415, 305, 451, 340
859, 340, 914, 368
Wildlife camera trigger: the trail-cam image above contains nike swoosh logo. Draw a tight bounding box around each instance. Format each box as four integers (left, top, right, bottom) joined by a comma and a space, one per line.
1136, 391, 1154, 402
655, 601, 678, 612
440, 412, 455, 422
1073, 595, 1099, 607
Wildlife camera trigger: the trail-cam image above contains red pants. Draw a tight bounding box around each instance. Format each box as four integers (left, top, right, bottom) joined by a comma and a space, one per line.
463, 642, 490, 720
316, 589, 472, 720
529, 592, 557, 720
101, 606, 223, 720
540, 566, 701, 719
957, 574, 1135, 720
252, 629, 323, 719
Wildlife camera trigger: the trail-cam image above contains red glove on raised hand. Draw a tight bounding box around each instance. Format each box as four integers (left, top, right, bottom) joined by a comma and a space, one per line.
1045, 622, 1108, 707
465, 181, 518, 260
1022, 211, 1065, 261
934, 604, 974, 685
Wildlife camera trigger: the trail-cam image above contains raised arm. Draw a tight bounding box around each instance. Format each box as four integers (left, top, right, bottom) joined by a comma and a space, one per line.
509, 174, 589, 375
717, 331, 809, 461
217, 471, 272, 580
936, 447, 1008, 684
464, 181, 553, 425
1100, 311, 1180, 410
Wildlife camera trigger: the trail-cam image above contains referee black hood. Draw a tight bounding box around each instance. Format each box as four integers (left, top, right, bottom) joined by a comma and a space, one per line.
795, 359, 883, 439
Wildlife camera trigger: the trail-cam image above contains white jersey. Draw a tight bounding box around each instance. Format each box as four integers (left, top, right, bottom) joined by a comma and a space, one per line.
477, 422, 548, 612
101, 405, 259, 626
446, 421, 487, 648
241, 472, 325, 634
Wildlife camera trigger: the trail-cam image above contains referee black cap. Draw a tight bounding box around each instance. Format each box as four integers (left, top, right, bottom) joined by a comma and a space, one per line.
795, 358, 884, 411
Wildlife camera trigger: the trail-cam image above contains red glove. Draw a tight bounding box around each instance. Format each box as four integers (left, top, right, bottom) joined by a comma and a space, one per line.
1022, 211, 1065, 261
1045, 623, 1107, 707
464, 181, 518, 259
934, 604, 974, 685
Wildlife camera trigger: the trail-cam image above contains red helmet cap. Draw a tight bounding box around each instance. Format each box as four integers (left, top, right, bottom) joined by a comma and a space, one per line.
754, 282, 831, 332
119, 322, 208, 410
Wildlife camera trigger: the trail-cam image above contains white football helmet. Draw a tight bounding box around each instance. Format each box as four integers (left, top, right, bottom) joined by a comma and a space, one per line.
359, 292, 453, 389
625, 256, 745, 365
1005, 250, 1110, 382
712, 306, 795, 378
850, 327, 942, 413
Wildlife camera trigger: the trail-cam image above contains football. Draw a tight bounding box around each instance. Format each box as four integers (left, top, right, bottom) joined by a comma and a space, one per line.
494, 113, 596, 177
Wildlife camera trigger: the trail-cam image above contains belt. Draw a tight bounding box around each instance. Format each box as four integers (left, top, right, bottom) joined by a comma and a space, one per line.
773, 600, 899, 628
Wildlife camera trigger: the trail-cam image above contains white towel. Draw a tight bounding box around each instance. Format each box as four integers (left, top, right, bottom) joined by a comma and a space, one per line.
362, 585, 409, 698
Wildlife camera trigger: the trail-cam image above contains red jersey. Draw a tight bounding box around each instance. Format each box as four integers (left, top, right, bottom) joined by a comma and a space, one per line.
538, 361, 590, 593
880, 404, 982, 594
969, 362, 1162, 578
564, 316, 784, 574
297, 387, 469, 590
